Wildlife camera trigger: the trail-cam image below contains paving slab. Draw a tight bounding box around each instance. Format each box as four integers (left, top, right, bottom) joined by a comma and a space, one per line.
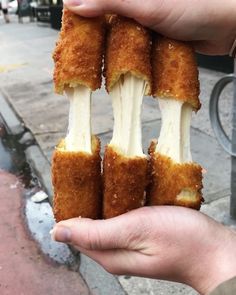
3, 82, 67, 135
35, 132, 65, 162
0, 91, 24, 135
80, 255, 127, 295
0, 171, 90, 295
119, 276, 197, 295
192, 68, 234, 138
0, 18, 56, 86
3, 82, 159, 135
202, 196, 236, 230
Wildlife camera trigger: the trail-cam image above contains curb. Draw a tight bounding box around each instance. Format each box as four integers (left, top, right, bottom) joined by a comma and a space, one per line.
25, 145, 53, 204
0, 90, 24, 135
0, 90, 127, 295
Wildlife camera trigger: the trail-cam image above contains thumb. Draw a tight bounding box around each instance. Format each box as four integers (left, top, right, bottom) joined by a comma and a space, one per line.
52, 207, 152, 250
63, 0, 153, 19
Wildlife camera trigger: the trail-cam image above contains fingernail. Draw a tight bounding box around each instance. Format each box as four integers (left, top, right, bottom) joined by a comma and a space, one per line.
54, 226, 72, 243
63, 0, 83, 6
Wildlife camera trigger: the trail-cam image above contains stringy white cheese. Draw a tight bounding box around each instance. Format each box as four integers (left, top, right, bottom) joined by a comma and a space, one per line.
65, 86, 92, 153
156, 98, 197, 200
156, 98, 192, 163
110, 73, 146, 157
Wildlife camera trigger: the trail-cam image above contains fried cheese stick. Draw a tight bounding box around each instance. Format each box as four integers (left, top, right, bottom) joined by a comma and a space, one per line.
149, 36, 203, 209
103, 16, 152, 218
52, 9, 105, 221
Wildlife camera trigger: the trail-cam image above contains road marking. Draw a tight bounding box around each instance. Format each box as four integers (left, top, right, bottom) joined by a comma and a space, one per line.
0, 63, 26, 73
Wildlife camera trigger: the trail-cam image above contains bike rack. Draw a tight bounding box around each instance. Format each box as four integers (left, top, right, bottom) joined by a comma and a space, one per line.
209, 60, 236, 219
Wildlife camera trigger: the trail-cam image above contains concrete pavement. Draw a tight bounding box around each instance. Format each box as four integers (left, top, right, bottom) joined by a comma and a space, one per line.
0, 14, 235, 295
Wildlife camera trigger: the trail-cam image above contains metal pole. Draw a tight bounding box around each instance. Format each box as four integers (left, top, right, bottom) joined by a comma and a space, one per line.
230, 60, 236, 218
210, 67, 236, 219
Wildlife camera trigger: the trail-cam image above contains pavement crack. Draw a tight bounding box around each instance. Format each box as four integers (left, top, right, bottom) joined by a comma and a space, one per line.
191, 126, 216, 139
142, 118, 161, 125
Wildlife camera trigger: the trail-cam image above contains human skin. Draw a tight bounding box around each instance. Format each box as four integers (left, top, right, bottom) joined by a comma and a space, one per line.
52, 206, 236, 294
63, 0, 236, 55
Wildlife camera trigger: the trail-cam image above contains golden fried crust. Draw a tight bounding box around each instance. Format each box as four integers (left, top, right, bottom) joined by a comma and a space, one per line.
152, 35, 201, 110
103, 145, 148, 219
53, 9, 105, 94
52, 136, 102, 221
104, 15, 152, 95
148, 141, 203, 210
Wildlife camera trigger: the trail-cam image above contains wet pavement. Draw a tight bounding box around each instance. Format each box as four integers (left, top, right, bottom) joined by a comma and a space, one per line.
0, 123, 34, 186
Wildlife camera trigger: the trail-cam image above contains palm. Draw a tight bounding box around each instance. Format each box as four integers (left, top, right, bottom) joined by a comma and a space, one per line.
56, 207, 226, 292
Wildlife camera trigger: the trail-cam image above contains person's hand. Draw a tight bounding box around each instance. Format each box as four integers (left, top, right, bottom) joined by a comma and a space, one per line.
52, 206, 236, 294
63, 0, 236, 56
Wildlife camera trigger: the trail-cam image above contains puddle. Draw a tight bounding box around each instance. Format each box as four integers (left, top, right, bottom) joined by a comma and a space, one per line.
0, 123, 37, 189
0, 123, 72, 265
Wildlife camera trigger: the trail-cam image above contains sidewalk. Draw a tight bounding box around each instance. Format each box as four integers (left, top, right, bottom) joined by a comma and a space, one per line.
0, 15, 235, 294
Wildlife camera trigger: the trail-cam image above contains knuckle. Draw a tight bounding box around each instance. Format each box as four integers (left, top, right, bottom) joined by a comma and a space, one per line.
84, 225, 102, 250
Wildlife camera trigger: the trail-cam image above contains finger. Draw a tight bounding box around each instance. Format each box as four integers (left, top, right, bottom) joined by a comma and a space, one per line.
63, 0, 140, 18
193, 40, 232, 56
52, 207, 155, 251
63, 0, 155, 19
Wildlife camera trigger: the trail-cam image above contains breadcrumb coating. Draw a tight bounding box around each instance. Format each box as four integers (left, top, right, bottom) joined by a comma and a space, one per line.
152, 35, 201, 110
52, 136, 102, 221
104, 15, 152, 95
53, 9, 105, 94
148, 141, 203, 210
103, 145, 148, 219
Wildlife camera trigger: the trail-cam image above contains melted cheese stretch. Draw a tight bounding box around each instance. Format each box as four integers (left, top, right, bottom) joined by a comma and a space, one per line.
110, 73, 146, 157
65, 86, 92, 153
156, 98, 197, 201
156, 98, 192, 163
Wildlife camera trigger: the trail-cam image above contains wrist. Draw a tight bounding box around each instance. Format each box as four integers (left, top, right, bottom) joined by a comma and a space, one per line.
193, 227, 236, 295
